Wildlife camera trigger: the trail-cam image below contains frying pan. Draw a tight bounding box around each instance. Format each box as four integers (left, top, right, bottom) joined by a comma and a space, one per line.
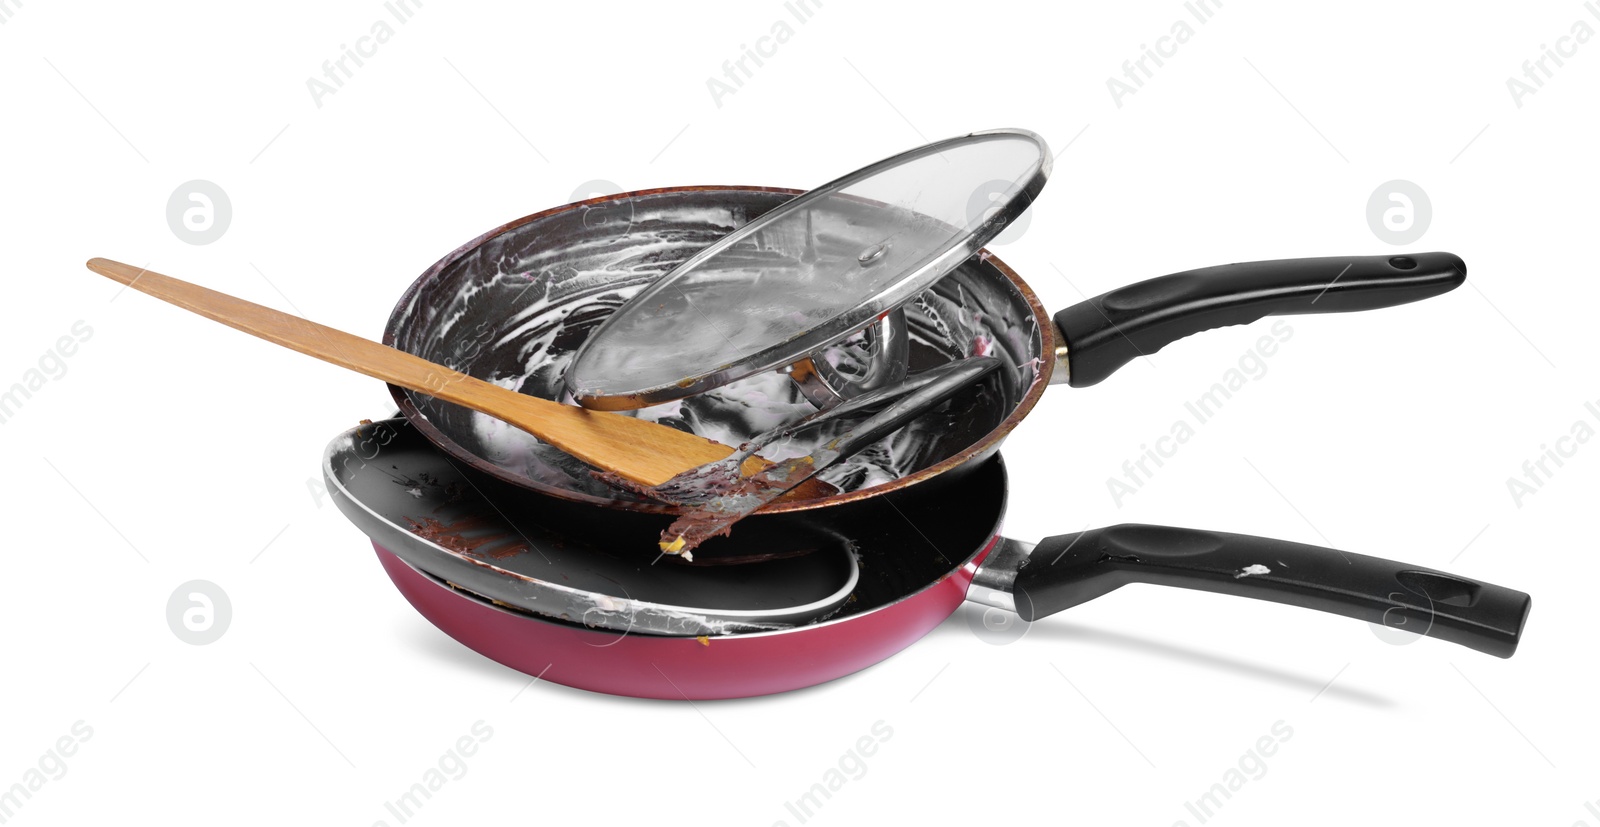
325, 418, 1531, 700
384, 186, 1467, 520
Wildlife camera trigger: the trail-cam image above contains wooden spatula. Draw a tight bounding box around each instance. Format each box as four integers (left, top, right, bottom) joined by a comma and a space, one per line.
86, 258, 834, 495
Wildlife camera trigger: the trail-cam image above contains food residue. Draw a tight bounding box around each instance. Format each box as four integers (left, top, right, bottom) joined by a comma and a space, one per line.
407, 515, 529, 560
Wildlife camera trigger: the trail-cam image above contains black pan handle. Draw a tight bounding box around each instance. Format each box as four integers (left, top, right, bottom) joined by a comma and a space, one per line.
1054, 253, 1467, 387
1012, 524, 1529, 658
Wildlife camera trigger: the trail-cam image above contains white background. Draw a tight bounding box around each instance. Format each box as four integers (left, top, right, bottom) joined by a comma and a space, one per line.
2, 1, 1595, 824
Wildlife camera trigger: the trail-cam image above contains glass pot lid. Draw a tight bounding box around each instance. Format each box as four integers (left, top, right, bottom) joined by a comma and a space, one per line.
565, 128, 1052, 410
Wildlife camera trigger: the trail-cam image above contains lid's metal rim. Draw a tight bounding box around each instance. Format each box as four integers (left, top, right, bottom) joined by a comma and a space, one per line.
567, 128, 1053, 411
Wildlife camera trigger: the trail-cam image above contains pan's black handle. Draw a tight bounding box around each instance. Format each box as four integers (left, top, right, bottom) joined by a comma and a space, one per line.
1012, 524, 1529, 658
1053, 253, 1467, 387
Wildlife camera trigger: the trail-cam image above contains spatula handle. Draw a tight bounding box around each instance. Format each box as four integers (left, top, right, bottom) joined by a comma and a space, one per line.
84, 258, 741, 486
87, 259, 536, 413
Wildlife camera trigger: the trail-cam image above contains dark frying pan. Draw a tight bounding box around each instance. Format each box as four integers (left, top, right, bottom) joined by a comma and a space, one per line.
385, 186, 1467, 520
325, 418, 1530, 700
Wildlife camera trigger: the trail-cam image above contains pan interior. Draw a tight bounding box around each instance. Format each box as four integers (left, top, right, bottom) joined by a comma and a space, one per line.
327, 418, 1008, 635
325, 418, 861, 632
386, 187, 1044, 508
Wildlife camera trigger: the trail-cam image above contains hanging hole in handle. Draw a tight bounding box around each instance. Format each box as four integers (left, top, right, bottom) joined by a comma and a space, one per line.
1395, 570, 1480, 607
1388, 256, 1419, 270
